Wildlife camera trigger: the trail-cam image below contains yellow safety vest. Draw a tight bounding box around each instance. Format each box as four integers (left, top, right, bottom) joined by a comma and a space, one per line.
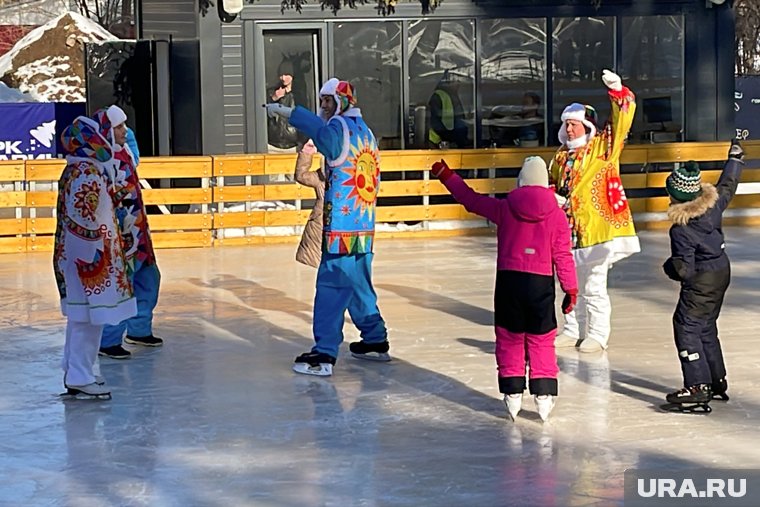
429, 89, 454, 145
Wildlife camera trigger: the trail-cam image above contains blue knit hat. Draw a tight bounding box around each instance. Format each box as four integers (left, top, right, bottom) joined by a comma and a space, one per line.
666, 161, 702, 202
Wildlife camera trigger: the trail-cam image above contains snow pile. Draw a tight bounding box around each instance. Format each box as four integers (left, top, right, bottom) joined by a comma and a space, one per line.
0, 11, 116, 102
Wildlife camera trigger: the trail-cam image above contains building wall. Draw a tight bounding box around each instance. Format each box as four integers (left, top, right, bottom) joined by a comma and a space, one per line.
220, 21, 246, 154
141, 0, 196, 39
140, 0, 735, 155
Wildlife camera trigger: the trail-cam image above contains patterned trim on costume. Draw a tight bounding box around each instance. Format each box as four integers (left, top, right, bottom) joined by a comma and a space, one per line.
63, 215, 101, 240
322, 230, 375, 254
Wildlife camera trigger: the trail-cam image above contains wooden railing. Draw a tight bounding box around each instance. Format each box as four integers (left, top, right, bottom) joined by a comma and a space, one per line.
2, 141, 759, 254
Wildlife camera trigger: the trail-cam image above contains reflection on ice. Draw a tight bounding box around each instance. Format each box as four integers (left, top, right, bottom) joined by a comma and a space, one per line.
2, 230, 760, 505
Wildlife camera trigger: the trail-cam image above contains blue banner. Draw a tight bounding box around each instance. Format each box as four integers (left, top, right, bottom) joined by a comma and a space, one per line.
0, 103, 85, 160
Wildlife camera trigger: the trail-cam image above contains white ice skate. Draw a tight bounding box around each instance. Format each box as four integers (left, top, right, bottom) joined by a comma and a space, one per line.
504, 393, 523, 421
61, 382, 112, 400
534, 395, 555, 422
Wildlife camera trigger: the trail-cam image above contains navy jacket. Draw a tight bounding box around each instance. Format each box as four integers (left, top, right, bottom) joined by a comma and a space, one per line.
663, 158, 743, 282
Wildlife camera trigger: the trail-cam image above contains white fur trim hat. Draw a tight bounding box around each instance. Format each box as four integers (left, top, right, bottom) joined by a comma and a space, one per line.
558, 103, 597, 146
319, 77, 356, 119
106, 105, 127, 128
517, 156, 549, 188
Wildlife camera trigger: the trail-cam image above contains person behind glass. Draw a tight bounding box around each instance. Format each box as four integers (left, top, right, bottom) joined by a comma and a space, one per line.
430, 156, 577, 422
98, 105, 163, 359
54, 112, 137, 399
265, 78, 390, 377
267, 59, 299, 153
550, 69, 640, 353
428, 70, 469, 149
516, 92, 543, 147
662, 142, 745, 407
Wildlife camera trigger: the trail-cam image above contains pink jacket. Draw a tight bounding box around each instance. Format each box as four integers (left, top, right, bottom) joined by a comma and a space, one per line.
443, 175, 577, 293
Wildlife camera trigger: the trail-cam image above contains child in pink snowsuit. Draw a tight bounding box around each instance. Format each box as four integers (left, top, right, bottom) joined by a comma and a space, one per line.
431, 156, 577, 421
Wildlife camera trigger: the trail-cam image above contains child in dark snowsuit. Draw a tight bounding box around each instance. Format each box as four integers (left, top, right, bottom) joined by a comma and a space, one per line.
662, 141, 744, 407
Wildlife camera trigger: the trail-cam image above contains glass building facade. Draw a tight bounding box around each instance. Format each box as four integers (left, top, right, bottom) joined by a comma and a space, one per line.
140, 0, 735, 155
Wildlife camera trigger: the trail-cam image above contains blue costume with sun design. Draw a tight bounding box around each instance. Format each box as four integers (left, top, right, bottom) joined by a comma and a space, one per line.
288, 79, 389, 361
290, 106, 380, 254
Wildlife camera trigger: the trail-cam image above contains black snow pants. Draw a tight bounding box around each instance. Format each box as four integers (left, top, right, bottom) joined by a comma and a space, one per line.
673, 266, 730, 387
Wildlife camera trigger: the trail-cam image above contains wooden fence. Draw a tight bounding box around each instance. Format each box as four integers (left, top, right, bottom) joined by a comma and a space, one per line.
2, 141, 760, 254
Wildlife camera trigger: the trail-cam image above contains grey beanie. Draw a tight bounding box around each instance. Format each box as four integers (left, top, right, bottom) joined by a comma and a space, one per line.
517, 156, 549, 188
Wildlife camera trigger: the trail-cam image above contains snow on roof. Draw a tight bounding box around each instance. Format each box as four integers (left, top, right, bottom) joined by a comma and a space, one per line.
0, 11, 118, 102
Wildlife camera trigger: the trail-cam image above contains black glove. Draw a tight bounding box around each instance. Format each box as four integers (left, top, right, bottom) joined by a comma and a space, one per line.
728, 140, 744, 162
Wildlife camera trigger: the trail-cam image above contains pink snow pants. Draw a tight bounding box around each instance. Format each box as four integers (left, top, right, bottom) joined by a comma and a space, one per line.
495, 326, 558, 380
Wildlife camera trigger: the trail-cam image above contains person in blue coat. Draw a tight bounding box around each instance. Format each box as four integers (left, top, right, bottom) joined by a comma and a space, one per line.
266, 78, 390, 377
662, 141, 744, 408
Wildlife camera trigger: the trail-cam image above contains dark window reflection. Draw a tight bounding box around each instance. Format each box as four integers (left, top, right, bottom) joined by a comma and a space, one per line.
334, 22, 403, 149
621, 15, 684, 144
551, 17, 614, 146
408, 19, 475, 149
480, 18, 546, 148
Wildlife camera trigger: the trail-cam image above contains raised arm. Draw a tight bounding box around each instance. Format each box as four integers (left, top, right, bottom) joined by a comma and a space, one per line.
430, 159, 502, 224
714, 141, 745, 212
294, 140, 325, 191
600, 69, 636, 161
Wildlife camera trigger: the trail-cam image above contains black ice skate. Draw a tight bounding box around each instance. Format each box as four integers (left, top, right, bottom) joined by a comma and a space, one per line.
60, 382, 112, 401
125, 334, 164, 347
712, 378, 729, 401
292, 351, 336, 377
661, 384, 712, 414
349, 341, 391, 362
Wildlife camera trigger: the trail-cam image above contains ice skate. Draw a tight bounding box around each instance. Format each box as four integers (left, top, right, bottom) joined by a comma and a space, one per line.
98, 344, 131, 359
661, 384, 712, 414
292, 351, 336, 377
712, 378, 729, 401
534, 394, 555, 422
349, 340, 391, 362
554, 333, 578, 348
60, 382, 111, 400
125, 334, 164, 347
504, 393, 523, 421
578, 338, 604, 353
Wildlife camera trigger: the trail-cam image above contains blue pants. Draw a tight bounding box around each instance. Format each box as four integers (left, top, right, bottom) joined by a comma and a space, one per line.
312, 253, 387, 358
100, 263, 161, 348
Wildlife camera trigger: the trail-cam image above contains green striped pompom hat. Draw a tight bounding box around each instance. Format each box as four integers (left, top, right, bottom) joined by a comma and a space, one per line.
666, 160, 702, 202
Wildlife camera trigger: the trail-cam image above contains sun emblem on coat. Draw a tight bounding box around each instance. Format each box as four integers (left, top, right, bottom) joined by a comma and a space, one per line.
342, 135, 379, 217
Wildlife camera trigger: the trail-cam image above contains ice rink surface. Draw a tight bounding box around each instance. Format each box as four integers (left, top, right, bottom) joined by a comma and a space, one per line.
1, 229, 759, 506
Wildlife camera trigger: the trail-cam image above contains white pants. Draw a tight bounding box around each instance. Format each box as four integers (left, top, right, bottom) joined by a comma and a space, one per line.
61, 320, 103, 386
562, 260, 612, 348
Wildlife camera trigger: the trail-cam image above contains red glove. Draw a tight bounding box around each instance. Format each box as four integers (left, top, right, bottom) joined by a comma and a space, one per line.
431, 159, 454, 182
562, 290, 577, 315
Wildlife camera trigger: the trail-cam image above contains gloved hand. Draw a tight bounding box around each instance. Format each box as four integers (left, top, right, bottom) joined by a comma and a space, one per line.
263, 103, 293, 119
431, 159, 454, 181
728, 140, 744, 162
601, 69, 622, 92
562, 290, 577, 315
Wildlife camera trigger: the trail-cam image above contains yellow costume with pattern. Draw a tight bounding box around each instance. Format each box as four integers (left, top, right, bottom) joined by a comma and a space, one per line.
550, 86, 640, 266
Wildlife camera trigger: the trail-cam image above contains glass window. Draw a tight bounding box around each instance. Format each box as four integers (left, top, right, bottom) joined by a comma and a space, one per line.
551, 17, 614, 146
480, 18, 546, 148
263, 30, 319, 152
621, 15, 684, 144
333, 22, 403, 150
408, 19, 475, 149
